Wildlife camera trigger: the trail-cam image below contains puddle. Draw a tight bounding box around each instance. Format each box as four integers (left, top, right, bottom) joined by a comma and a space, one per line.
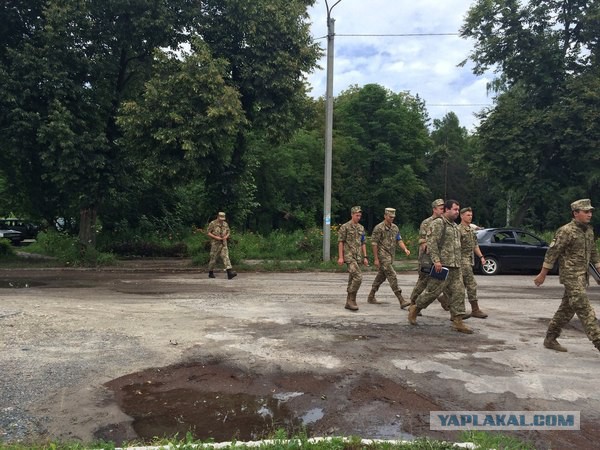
0, 280, 46, 288
106, 384, 304, 442
100, 362, 444, 445
300, 408, 324, 425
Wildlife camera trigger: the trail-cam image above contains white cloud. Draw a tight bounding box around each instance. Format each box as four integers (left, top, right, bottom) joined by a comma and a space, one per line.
306, 0, 493, 131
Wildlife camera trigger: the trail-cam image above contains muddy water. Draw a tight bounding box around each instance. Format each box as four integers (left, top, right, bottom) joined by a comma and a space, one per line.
100, 362, 438, 445
118, 384, 303, 441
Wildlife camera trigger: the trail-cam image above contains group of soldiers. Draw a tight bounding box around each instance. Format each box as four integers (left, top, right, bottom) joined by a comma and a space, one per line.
337, 199, 486, 334
206, 197, 600, 354
337, 198, 600, 353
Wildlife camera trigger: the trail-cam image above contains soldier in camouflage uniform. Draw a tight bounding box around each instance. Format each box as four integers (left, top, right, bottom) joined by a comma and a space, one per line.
207, 212, 237, 280
408, 200, 473, 334
367, 208, 411, 308
534, 199, 600, 353
410, 198, 450, 311
338, 206, 369, 311
458, 207, 488, 318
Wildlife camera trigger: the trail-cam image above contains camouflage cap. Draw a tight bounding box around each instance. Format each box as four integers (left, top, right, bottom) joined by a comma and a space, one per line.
351, 206, 362, 214
431, 198, 444, 208
570, 199, 594, 211
217, 211, 226, 218
460, 207, 472, 214
384, 207, 396, 217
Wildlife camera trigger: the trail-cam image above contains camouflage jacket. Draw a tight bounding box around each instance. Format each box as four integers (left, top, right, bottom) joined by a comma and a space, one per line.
371, 221, 402, 261
418, 215, 436, 257
207, 219, 230, 247
426, 216, 461, 268
458, 223, 479, 266
543, 220, 599, 282
338, 220, 366, 262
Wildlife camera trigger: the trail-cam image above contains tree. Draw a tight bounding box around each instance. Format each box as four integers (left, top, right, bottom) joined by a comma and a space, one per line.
461, 0, 600, 227
332, 84, 431, 230
116, 38, 246, 226
0, 0, 199, 245
193, 0, 322, 224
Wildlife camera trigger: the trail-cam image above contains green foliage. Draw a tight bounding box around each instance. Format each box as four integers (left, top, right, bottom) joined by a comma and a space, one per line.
333, 84, 431, 230
461, 0, 600, 228
460, 430, 535, 450
24, 231, 115, 266
0, 238, 14, 256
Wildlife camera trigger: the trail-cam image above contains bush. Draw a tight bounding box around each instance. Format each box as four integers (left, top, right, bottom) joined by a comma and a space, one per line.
0, 238, 14, 256
24, 230, 116, 266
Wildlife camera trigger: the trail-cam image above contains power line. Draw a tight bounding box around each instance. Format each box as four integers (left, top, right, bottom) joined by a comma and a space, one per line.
429, 104, 491, 107
314, 32, 460, 40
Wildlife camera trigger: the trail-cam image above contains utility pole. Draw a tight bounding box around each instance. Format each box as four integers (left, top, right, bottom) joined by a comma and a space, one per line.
323, 0, 342, 261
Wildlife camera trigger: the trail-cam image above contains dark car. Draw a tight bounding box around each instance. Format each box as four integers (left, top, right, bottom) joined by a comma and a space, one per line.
474, 228, 555, 275
0, 218, 40, 240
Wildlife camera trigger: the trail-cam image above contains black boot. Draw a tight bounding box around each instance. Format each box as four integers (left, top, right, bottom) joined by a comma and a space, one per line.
227, 269, 237, 280
208, 271, 215, 278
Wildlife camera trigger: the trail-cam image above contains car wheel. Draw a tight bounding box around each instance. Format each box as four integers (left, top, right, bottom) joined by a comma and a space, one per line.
481, 257, 500, 275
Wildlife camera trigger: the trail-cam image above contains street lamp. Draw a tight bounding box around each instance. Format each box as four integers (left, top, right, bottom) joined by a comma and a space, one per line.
323, 0, 342, 261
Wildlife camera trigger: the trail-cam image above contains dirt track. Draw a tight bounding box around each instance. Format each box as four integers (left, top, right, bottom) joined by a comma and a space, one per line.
1, 264, 600, 448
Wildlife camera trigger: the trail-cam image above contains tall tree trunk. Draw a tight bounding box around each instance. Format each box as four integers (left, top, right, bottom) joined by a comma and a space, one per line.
512, 195, 533, 227
79, 206, 98, 248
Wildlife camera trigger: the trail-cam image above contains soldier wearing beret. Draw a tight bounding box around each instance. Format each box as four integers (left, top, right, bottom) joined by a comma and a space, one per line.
534, 199, 600, 353
207, 212, 237, 280
338, 206, 369, 311
367, 208, 411, 308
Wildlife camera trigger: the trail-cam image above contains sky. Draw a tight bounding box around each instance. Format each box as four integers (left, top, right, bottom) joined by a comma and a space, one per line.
305, 0, 494, 132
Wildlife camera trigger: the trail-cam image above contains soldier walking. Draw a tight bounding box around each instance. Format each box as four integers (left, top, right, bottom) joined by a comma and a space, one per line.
338, 206, 369, 311
534, 199, 600, 353
367, 208, 411, 308
207, 212, 237, 280
408, 199, 473, 334
410, 198, 450, 311
458, 207, 488, 318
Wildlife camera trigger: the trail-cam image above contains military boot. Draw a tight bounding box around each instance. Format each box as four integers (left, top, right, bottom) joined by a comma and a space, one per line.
408, 304, 421, 325
395, 291, 410, 309
543, 333, 567, 352
449, 312, 470, 321
367, 288, 382, 304
470, 301, 488, 318
208, 271, 216, 279
226, 269, 237, 280
345, 292, 359, 311
452, 316, 474, 334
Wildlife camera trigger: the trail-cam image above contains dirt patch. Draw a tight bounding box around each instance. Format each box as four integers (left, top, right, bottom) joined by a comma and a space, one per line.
99, 361, 454, 446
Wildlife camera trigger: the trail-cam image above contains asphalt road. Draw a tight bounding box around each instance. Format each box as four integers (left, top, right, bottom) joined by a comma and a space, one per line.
1, 266, 599, 448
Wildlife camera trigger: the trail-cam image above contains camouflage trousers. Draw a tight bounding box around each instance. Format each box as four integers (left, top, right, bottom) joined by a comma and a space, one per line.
345, 259, 363, 294
415, 267, 466, 317
547, 275, 600, 343
410, 270, 429, 302
371, 260, 401, 295
208, 242, 232, 271
461, 263, 478, 302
